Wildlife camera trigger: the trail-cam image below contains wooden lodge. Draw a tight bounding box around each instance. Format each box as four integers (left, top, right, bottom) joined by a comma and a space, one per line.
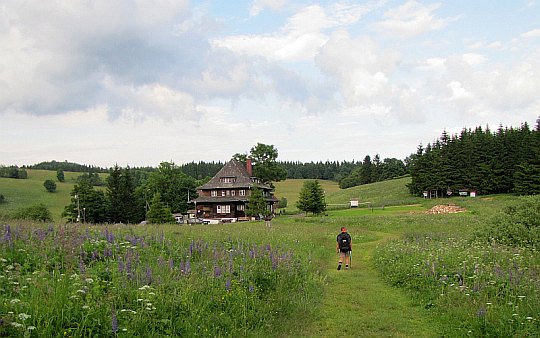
192, 159, 278, 221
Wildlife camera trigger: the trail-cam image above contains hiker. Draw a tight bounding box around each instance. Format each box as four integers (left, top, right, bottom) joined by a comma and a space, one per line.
336, 226, 352, 270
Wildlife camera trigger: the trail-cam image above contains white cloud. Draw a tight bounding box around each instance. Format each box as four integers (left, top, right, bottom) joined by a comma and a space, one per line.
315, 31, 400, 105
102, 78, 203, 122
446, 81, 473, 100
462, 53, 487, 66
249, 0, 287, 16
213, 3, 375, 62
521, 28, 540, 39
374, 1, 452, 38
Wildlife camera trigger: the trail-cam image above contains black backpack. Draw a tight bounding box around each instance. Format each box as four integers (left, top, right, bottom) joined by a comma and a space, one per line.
338, 232, 351, 251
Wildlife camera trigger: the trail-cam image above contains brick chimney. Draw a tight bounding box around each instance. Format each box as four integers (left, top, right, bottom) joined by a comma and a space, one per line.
246, 159, 253, 176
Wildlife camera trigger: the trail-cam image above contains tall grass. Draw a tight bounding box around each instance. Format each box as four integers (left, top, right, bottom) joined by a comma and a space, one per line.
0, 222, 321, 337
374, 196, 540, 337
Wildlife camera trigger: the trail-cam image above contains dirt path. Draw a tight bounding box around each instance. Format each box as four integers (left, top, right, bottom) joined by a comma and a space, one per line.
297, 230, 438, 337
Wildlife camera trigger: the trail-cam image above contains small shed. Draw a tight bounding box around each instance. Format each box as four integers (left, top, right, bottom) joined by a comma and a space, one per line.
350, 199, 359, 208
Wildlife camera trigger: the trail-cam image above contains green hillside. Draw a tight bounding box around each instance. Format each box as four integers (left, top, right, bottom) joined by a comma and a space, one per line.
325, 176, 424, 207
0, 170, 105, 221
273, 176, 423, 212
273, 179, 341, 211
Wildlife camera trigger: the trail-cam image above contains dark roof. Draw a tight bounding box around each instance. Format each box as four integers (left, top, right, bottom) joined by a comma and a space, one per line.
195, 159, 272, 191
194, 196, 278, 203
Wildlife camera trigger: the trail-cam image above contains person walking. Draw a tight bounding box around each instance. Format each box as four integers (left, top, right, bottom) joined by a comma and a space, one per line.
336, 226, 352, 270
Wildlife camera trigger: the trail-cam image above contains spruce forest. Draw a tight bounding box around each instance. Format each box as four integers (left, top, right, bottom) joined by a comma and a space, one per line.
408, 119, 540, 196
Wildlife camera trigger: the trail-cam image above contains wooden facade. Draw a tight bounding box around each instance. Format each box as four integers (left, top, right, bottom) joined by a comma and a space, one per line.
192, 159, 277, 220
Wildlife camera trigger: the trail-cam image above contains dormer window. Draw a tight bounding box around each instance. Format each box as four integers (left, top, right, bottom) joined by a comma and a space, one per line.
220, 177, 236, 183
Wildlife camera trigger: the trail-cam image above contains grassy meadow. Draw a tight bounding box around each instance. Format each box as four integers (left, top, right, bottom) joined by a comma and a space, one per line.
0, 170, 106, 221
1, 171, 539, 337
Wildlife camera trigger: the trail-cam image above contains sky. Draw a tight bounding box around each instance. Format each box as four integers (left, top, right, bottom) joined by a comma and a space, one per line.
1, 0, 539, 168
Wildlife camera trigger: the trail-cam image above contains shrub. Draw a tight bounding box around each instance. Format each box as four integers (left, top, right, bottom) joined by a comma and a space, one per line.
0, 194, 5, 203
476, 195, 540, 249
278, 197, 288, 208
43, 179, 57, 192
12, 203, 53, 222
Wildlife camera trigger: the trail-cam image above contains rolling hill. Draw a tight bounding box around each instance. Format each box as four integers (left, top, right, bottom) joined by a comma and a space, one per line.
1, 170, 421, 221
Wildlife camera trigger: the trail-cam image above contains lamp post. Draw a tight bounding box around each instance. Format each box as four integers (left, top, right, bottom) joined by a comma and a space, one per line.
75, 194, 81, 223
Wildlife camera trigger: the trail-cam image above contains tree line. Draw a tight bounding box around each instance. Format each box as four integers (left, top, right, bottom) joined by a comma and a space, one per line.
25, 160, 107, 173
62, 162, 201, 224
17, 155, 409, 189
408, 117, 540, 196
0, 166, 28, 179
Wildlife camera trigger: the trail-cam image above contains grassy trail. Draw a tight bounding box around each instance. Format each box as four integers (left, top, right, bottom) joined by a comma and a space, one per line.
298, 230, 438, 337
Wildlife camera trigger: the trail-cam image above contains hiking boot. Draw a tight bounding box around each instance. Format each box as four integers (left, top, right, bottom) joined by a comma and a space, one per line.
337, 264, 342, 270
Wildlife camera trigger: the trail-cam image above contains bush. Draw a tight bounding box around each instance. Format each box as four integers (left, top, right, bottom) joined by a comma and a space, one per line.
0, 194, 5, 203
12, 203, 53, 222
476, 195, 540, 249
278, 197, 288, 208
44, 179, 57, 192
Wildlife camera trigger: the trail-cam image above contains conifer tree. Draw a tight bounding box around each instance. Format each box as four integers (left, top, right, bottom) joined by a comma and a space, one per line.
147, 193, 174, 224
296, 180, 326, 215
245, 187, 268, 218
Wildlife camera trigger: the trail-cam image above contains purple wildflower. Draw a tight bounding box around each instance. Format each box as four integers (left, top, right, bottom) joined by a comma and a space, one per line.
476, 306, 486, 317
118, 257, 124, 273
214, 266, 222, 277
185, 260, 191, 274
105, 228, 114, 243
248, 284, 254, 293
79, 259, 86, 275
472, 283, 480, 292
145, 267, 153, 284
111, 308, 118, 333
270, 253, 278, 270
103, 247, 112, 258
225, 278, 231, 291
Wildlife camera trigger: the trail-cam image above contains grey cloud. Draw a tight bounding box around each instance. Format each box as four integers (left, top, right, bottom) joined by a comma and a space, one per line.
0, 1, 217, 119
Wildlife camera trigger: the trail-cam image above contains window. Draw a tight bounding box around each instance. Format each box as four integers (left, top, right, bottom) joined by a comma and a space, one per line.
217, 205, 230, 214
237, 204, 245, 211
220, 177, 236, 183
231, 190, 236, 196
239, 190, 245, 196
211, 190, 217, 197
221, 190, 226, 196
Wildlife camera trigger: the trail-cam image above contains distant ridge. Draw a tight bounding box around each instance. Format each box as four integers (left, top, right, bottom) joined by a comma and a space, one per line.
24, 160, 107, 173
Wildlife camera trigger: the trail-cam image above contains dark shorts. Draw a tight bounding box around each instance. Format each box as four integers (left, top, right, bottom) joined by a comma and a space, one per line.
339, 248, 350, 253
